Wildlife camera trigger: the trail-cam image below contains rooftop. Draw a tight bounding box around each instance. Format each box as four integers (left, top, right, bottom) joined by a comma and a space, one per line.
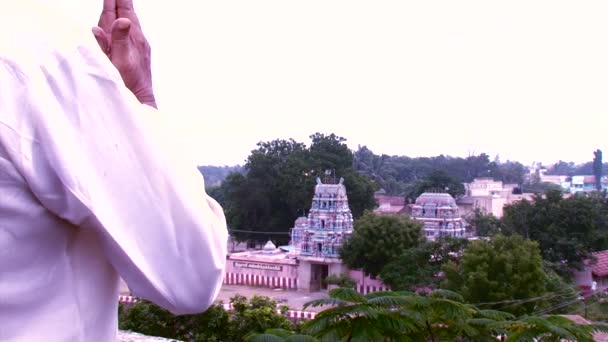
592, 250, 608, 277
414, 192, 458, 207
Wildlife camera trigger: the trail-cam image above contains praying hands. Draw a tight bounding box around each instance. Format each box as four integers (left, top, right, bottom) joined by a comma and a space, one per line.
92, 0, 156, 108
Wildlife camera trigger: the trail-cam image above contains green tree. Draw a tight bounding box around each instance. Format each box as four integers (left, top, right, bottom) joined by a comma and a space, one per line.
502, 190, 608, 273
407, 170, 465, 200
594, 149, 603, 191
340, 212, 423, 277
118, 300, 232, 341
246, 329, 318, 342
442, 235, 548, 316
198, 165, 244, 187
546, 160, 577, 176
303, 288, 519, 341
302, 288, 422, 341
229, 295, 294, 340
380, 237, 469, 291
308, 133, 353, 175
467, 208, 504, 237
220, 135, 376, 244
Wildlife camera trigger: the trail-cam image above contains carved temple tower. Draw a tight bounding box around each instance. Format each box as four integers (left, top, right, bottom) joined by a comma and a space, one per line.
290, 172, 354, 291
410, 192, 465, 241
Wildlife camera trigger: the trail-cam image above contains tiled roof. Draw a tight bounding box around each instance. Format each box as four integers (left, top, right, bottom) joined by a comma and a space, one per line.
592, 250, 608, 277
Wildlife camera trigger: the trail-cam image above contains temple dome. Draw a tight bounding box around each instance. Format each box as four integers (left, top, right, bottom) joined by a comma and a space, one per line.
263, 240, 277, 252
415, 192, 457, 207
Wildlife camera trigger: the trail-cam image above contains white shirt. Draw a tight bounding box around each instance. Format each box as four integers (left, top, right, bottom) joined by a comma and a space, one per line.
0, 2, 228, 341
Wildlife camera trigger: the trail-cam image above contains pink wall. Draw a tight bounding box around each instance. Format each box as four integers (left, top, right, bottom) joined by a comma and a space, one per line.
349, 270, 391, 294
224, 256, 299, 290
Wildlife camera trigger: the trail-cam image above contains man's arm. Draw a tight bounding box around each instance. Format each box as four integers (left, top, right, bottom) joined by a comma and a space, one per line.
0, 38, 227, 315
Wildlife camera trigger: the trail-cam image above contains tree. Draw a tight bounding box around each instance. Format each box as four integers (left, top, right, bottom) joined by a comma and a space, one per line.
302, 288, 419, 341
594, 149, 603, 191
341, 170, 377, 219
407, 170, 466, 200
546, 160, 577, 176
339, 212, 423, 277
118, 300, 232, 341
442, 235, 549, 316
246, 329, 318, 342
119, 295, 295, 342
230, 295, 294, 340
380, 237, 469, 291
301, 287, 608, 342
219, 135, 376, 244
491, 161, 527, 185
521, 181, 562, 194
198, 165, 244, 187
308, 133, 353, 176
502, 190, 608, 273
467, 208, 504, 237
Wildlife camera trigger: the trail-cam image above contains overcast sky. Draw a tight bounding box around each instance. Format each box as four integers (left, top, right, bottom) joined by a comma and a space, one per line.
56, 0, 607, 166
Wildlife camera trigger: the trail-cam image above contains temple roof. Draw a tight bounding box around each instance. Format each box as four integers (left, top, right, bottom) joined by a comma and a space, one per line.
263, 240, 277, 251
415, 192, 458, 207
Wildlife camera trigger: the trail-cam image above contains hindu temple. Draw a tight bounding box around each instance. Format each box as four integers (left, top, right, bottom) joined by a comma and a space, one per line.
223, 172, 388, 293
410, 192, 466, 240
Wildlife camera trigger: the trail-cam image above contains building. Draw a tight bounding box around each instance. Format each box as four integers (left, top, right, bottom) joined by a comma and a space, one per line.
575, 250, 608, 295
290, 176, 357, 292
224, 174, 389, 293
570, 175, 608, 194
410, 192, 466, 241
457, 177, 535, 218
373, 191, 407, 216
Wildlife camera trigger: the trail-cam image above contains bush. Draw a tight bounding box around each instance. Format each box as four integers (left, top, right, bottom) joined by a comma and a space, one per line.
323, 273, 356, 288
119, 295, 294, 342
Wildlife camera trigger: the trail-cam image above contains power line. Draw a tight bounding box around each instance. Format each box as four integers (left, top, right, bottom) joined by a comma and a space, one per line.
472, 287, 576, 307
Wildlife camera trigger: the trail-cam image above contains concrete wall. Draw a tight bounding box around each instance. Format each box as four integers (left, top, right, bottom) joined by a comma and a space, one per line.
349, 270, 391, 294
297, 261, 313, 292
224, 257, 299, 290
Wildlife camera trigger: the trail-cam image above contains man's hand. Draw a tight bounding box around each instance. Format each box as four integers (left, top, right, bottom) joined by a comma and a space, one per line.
92, 0, 156, 108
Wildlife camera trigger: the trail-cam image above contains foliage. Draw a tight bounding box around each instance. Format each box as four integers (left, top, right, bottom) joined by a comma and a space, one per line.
594, 149, 603, 190
230, 295, 294, 339
198, 165, 244, 188
521, 181, 562, 195
219, 134, 377, 244
353, 147, 527, 196
324, 273, 356, 289
119, 295, 293, 342
119, 289, 608, 341
502, 189, 608, 273
119, 300, 231, 341
339, 212, 423, 277
245, 329, 318, 342
442, 235, 549, 316
467, 208, 504, 237
503, 315, 608, 342
545, 160, 577, 176
406, 170, 466, 200
380, 237, 469, 291
300, 287, 607, 341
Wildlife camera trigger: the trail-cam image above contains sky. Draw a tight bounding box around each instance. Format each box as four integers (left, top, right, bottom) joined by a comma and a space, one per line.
55, 0, 607, 167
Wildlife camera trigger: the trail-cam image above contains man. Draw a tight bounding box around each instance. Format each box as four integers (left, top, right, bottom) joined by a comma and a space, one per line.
0, 0, 228, 341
